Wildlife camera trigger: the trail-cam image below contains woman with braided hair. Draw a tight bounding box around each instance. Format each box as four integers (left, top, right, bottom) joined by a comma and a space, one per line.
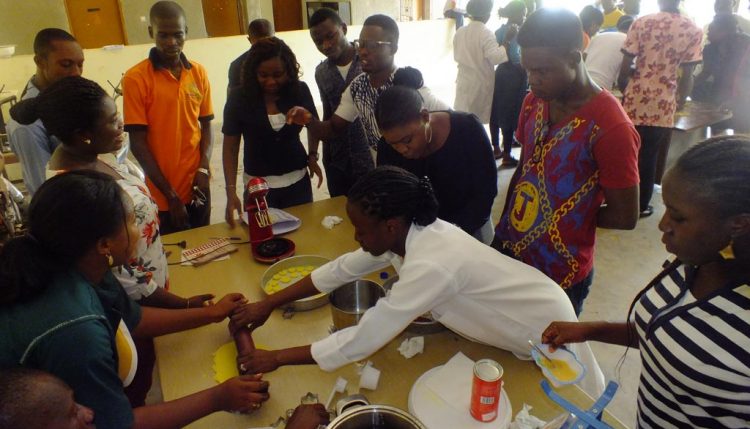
542, 136, 750, 428
231, 165, 606, 395
8, 76, 251, 410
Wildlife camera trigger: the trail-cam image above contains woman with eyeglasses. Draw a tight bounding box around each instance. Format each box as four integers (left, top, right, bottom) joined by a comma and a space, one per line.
10, 75, 245, 407
223, 37, 322, 224
376, 85, 497, 243
542, 136, 750, 428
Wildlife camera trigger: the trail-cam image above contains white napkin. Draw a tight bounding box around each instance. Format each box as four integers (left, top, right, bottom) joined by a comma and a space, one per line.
424, 352, 475, 414
398, 336, 424, 359
510, 404, 547, 429
321, 215, 343, 229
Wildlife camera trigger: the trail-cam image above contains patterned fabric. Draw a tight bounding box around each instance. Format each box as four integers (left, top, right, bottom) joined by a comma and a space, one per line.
104, 159, 168, 300
495, 91, 639, 288
314, 50, 374, 176
634, 261, 750, 428
348, 72, 392, 150
622, 12, 703, 128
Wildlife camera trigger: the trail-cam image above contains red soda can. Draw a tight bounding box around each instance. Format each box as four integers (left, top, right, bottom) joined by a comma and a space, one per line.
470, 359, 504, 422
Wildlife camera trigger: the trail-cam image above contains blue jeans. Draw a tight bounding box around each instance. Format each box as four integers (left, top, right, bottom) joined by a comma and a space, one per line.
565, 270, 594, 317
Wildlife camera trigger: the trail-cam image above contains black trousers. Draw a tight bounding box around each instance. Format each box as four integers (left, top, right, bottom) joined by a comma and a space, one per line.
490, 62, 527, 155
635, 125, 672, 211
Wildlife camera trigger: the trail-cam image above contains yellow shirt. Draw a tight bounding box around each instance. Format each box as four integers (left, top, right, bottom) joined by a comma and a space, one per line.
602, 8, 625, 31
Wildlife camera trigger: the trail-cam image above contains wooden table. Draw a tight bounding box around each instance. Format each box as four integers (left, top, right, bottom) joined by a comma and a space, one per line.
664, 101, 733, 178
155, 197, 628, 429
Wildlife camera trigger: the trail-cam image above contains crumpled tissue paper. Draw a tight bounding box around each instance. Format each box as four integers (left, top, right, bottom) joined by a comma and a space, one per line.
398, 336, 424, 358
510, 404, 547, 429
322, 215, 343, 229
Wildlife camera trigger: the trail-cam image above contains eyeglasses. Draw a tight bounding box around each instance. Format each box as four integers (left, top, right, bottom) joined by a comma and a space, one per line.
353, 39, 392, 50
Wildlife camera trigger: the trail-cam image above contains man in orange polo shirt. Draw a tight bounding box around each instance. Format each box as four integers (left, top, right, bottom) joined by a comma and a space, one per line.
123, 0, 213, 233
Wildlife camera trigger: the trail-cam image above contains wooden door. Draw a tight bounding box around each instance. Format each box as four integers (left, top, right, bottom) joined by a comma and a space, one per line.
202, 0, 245, 37
273, 0, 303, 31
65, 0, 126, 48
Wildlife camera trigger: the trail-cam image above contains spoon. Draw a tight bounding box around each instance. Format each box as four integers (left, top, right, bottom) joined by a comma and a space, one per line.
528, 339, 555, 367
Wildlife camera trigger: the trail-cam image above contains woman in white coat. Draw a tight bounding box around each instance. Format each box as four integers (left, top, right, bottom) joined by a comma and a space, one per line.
453, 0, 508, 123
231, 166, 605, 396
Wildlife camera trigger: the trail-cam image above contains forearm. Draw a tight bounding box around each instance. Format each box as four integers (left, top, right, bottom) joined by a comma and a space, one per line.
597, 204, 638, 229
138, 287, 188, 309
617, 57, 634, 92
597, 186, 638, 230
222, 135, 241, 193
199, 120, 212, 170
266, 275, 322, 309
275, 345, 315, 366
133, 387, 220, 429
580, 321, 637, 348
307, 119, 335, 141
306, 125, 320, 156
129, 131, 178, 200
134, 306, 220, 338
677, 73, 694, 107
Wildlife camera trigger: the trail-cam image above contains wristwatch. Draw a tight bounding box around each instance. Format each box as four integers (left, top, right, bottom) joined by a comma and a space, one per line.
308, 152, 319, 161
197, 167, 210, 177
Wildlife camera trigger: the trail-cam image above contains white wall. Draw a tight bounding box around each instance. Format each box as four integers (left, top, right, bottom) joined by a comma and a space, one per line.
0, 19, 456, 125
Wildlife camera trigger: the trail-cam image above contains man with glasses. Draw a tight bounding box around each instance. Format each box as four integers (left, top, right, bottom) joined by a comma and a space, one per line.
287, 14, 448, 161
308, 8, 373, 197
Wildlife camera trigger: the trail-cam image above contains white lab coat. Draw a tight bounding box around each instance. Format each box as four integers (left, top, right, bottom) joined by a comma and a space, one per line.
453, 20, 507, 123
310, 220, 606, 396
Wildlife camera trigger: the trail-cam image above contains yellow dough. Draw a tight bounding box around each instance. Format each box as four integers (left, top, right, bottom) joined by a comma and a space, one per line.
539, 358, 578, 382
213, 341, 268, 383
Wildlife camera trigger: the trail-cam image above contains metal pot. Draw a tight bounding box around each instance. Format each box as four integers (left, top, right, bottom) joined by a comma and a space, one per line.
327, 405, 427, 429
382, 276, 446, 335
329, 280, 385, 331
260, 255, 330, 311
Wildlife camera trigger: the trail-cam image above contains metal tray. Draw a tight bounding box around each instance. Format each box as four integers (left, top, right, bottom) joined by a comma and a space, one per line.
260, 255, 330, 311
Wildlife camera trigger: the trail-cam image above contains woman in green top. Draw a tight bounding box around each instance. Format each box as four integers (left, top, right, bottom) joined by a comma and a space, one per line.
0, 171, 269, 429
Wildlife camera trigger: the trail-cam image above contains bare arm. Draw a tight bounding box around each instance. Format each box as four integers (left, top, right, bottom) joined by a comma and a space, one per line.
677, 63, 697, 110
129, 129, 178, 204
617, 53, 635, 93
230, 275, 321, 329
287, 108, 349, 141
542, 321, 638, 350
133, 293, 245, 338
132, 374, 269, 429
222, 134, 242, 226
237, 345, 315, 374
597, 185, 639, 230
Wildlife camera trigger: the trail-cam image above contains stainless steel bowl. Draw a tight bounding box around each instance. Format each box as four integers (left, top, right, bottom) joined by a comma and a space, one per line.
382, 276, 446, 335
260, 255, 330, 311
328, 405, 427, 429
329, 280, 385, 331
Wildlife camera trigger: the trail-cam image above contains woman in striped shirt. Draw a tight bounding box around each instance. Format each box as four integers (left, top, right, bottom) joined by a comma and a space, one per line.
541, 135, 750, 428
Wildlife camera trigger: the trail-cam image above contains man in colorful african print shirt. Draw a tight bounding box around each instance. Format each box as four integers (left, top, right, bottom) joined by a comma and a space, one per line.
494, 8, 640, 316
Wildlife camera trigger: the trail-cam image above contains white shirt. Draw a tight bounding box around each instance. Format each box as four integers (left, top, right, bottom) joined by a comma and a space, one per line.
310, 219, 605, 395
453, 20, 508, 123
585, 32, 628, 90
243, 113, 306, 189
